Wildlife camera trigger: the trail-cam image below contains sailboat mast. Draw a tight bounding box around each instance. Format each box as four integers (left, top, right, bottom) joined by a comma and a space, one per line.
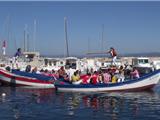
24, 24, 29, 52
23, 26, 26, 52
64, 17, 69, 57
88, 37, 90, 53
33, 20, 36, 52
6, 15, 10, 55
101, 24, 104, 52
27, 33, 29, 52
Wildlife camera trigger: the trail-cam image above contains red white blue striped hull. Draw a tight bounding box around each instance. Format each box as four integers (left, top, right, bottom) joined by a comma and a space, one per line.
0, 69, 55, 88
55, 70, 160, 92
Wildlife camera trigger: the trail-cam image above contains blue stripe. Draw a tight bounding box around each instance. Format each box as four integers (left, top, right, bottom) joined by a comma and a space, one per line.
55, 70, 160, 88
12, 69, 54, 81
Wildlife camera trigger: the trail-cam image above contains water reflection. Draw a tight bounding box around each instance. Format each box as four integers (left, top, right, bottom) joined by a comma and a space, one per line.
66, 94, 81, 116
0, 87, 56, 120
17, 88, 55, 104
132, 98, 139, 116
81, 94, 120, 120
0, 87, 160, 120
58, 91, 160, 120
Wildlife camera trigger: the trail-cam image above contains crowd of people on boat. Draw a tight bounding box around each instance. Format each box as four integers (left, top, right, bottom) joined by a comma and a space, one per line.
5, 47, 140, 84
10, 63, 140, 85
67, 65, 140, 85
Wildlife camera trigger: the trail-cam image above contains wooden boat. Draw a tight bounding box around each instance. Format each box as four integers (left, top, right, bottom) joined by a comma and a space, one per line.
0, 69, 55, 88
55, 70, 160, 92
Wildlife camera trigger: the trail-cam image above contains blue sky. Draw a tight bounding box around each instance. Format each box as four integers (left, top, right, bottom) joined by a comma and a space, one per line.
0, 1, 160, 56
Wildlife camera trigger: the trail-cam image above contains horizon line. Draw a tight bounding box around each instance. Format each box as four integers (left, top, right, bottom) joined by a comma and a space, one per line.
0, 0, 160, 1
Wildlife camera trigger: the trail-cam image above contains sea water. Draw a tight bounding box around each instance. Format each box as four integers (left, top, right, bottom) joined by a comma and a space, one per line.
0, 85, 160, 120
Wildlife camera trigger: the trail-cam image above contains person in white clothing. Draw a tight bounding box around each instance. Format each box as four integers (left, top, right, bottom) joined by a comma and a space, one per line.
107, 47, 117, 66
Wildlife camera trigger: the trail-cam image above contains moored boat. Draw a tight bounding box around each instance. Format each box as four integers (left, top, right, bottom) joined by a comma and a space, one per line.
55, 70, 160, 92
0, 69, 55, 88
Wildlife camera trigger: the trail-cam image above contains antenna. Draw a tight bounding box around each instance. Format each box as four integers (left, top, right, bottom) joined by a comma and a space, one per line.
64, 17, 69, 57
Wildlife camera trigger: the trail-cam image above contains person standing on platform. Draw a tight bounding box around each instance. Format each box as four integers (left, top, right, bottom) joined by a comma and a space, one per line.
12, 48, 22, 69
107, 47, 117, 66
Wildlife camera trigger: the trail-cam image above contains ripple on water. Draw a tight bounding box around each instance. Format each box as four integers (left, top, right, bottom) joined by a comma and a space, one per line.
0, 87, 160, 120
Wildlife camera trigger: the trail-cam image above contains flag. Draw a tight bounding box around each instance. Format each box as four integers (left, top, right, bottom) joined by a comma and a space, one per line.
2, 40, 6, 55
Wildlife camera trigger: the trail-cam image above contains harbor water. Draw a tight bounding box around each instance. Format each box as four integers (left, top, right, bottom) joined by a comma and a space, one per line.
0, 86, 160, 120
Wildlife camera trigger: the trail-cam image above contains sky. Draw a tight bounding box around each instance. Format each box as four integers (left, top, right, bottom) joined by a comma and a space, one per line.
0, 1, 160, 57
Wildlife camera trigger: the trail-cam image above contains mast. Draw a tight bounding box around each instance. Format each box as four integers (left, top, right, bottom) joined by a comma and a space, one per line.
64, 17, 69, 57
101, 24, 104, 52
87, 37, 90, 58
33, 20, 36, 52
23, 26, 25, 52
27, 32, 29, 52
2, 40, 6, 56
86, 25, 106, 55
6, 15, 10, 55
1, 15, 10, 56
13, 33, 17, 50
88, 37, 90, 53
24, 24, 28, 52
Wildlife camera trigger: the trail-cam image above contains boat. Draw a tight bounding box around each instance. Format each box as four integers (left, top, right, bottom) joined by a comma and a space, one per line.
152, 60, 160, 70
0, 69, 55, 88
55, 70, 160, 92
132, 57, 153, 75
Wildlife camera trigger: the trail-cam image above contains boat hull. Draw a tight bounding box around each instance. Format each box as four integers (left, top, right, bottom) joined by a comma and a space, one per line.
0, 69, 55, 88
55, 70, 160, 92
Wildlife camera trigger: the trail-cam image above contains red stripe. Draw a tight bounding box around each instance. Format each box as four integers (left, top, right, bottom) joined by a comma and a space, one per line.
0, 70, 53, 84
